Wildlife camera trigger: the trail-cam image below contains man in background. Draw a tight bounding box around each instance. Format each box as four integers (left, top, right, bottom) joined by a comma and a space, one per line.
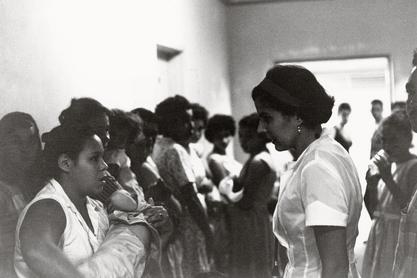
370, 99, 384, 158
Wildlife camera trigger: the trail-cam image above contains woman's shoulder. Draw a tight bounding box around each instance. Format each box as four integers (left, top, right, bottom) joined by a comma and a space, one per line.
310, 135, 349, 157
141, 159, 160, 178
253, 151, 275, 171
300, 139, 353, 176
158, 139, 187, 158
21, 181, 68, 221
207, 153, 224, 163
399, 156, 417, 173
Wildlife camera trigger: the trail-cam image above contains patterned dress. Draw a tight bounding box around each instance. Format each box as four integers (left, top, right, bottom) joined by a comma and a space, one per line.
229, 151, 276, 278
153, 137, 211, 278
362, 158, 417, 278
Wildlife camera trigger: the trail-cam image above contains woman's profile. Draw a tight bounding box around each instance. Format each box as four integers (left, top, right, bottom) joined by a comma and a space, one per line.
252, 65, 362, 278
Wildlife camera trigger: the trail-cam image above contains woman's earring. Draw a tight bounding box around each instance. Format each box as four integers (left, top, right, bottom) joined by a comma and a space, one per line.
297, 125, 302, 134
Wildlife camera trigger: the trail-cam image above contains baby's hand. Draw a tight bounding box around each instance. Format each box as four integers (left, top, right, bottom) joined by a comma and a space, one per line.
110, 189, 137, 212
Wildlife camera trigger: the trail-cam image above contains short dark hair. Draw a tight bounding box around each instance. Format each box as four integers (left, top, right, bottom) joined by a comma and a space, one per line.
131, 108, 158, 142
41, 125, 97, 180
239, 113, 260, 130
391, 101, 406, 111
205, 114, 236, 143
155, 95, 191, 139
108, 109, 142, 148
252, 65, 334, 129
382, 110, 412, 144
239, 113, 270, 144
190, 103, 209, 127
371, 99, 383, 107
338, 103, 351, 113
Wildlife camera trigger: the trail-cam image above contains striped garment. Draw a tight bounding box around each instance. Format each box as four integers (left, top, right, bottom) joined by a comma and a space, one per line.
392, 190, 417, 278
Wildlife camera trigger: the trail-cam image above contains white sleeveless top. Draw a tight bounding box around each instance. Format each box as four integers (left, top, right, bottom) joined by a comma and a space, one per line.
14, 179, 109, 278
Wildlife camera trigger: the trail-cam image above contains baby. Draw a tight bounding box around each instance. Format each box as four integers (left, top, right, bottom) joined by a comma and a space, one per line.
96, 165, 151, 223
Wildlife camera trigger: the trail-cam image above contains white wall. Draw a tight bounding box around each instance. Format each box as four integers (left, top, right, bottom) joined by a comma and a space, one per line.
155, 0, 232, 115
0, 0, 231, 135
226, 0, 417, 161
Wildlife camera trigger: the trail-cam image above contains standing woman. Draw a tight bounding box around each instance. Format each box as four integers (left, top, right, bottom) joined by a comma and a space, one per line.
204, 114, 241, 273
362, 110, 417, 278
153, 95, 212, 278
129, 108, 181, 278
0, 112, 42, 278
228, 113, 276, 278
205, 114, 241, 187
252, 65, 362, 278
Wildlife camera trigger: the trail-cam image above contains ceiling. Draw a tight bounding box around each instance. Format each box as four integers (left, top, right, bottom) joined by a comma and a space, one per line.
222, 0, 325, 5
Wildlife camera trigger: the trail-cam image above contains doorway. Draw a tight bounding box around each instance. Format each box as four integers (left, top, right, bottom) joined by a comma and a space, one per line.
156, 44, 183, 101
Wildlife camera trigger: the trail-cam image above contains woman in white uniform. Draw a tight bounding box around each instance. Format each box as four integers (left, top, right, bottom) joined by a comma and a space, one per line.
252, 65, 362, 278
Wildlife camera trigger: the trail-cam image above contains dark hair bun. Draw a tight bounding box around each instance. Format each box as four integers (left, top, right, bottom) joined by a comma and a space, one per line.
265, 65, 334, 127
41, 125, 61, 145
59, 98, 110, 127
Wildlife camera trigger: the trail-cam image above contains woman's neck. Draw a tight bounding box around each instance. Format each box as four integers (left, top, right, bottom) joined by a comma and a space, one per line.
175, 137, 189, 150
57, 177, 87, 209
213, 146, 226, 155
337, 121, 346, 129
293, 128, 320, 159
392, 151, 413, 163
248, 146, 267, 157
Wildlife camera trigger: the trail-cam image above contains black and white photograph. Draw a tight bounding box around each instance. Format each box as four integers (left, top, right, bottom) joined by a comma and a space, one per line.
1, 0, 417, 277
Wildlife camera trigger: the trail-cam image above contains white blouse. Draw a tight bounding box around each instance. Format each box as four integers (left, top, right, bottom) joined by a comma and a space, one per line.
14, 179, 109, 278
274, 134, 362, 278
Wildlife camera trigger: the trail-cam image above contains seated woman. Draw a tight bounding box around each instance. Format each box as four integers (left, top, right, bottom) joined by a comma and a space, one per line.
105, 109, 141, 188
59, 98, 169, 230
14, 124, 152, 278
362, 110, 417, 278
0, 112, 42, 278
129, 108, 175, 208
101, 109, 150, 213
129, 108, 182, 278
228, 113, 276, 278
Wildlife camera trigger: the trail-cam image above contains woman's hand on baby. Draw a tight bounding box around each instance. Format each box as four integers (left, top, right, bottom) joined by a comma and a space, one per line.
143, 198, 170, 229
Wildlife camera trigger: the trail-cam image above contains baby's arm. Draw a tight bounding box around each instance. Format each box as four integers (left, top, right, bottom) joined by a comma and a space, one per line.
110, 189, 138, 212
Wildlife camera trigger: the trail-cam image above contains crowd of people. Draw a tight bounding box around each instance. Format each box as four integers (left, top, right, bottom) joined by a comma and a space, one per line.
1, 49, 417, 278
